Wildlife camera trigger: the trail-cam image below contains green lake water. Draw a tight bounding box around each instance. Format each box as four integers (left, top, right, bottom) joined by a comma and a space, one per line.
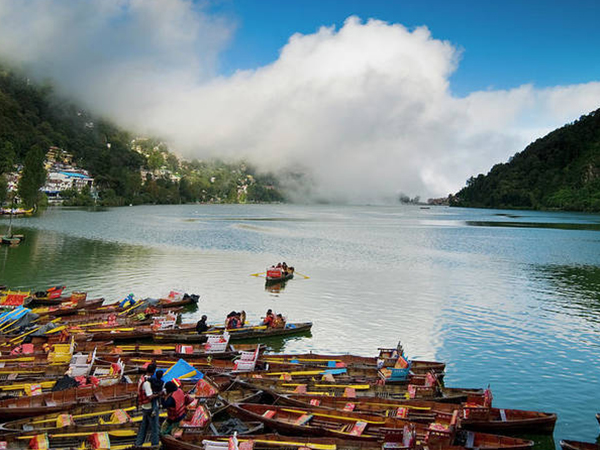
2, 204, 600, 447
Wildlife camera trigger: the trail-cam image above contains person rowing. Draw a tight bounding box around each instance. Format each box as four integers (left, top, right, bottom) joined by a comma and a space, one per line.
262, 309, 275, 327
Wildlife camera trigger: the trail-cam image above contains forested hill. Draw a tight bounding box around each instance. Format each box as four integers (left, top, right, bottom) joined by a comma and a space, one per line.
0, 64, 284, 206
451, 108, 600, 211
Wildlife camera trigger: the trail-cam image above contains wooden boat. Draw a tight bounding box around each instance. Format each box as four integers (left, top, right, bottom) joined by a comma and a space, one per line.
0, 397, 142, 433
230, 403, 534, 449
157, 293, 200, 309
0, 207, 33, 216
154, 322, 313, 343
0, 234, 23, 245
262, 353, 446, 376
456, 405, 556, 434
107, 343, 265, 360
32, 297, 105, 317
235, 378, 482, 403
162, 434, 388, 450
277, 393, 555, 434
0, 429, 138, 449
560, 441, 600, 450
265, 266, 294, 284
0, 382, 138, 420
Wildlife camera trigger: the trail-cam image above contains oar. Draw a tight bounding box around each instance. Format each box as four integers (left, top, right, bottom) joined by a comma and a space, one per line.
250, 272, 266, 277
294, 271, 310, 279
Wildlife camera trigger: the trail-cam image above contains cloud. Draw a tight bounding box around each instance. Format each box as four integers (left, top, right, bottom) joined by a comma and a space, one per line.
0, 1, 599, 202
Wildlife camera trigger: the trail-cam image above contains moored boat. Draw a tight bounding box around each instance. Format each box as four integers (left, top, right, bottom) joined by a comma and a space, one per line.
0, 383, 138, 420
230, 403, 533, 449
162, 434, 388, 450
560, 440, 600, 450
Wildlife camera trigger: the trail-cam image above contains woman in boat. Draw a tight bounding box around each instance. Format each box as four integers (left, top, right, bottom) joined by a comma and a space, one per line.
225, 311, 238, 329
273, 313, 286, 329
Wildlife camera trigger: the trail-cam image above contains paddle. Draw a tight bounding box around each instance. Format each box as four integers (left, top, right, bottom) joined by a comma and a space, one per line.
250, 272, 266, 277
294, 271, 310, 279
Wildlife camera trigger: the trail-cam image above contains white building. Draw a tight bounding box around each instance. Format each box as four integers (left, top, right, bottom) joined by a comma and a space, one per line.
43, 170, 94, 200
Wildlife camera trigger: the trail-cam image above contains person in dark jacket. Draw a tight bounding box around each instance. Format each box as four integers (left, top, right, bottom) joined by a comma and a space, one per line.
195, 315, 208, 334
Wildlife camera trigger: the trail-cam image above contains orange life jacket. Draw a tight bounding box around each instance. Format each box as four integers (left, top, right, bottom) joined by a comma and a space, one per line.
166, 388, 187, 421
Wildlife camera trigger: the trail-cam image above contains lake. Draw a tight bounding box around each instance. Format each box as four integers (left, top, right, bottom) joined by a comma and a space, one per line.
2, 204, 600, 447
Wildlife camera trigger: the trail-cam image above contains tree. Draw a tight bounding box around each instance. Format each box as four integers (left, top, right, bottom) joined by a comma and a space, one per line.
0, 175, 7, 204
18, 145, 46, 207
0, 141, 15, 174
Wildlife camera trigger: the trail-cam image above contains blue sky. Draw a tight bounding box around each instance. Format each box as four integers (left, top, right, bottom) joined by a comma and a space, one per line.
211, 0, 600, 96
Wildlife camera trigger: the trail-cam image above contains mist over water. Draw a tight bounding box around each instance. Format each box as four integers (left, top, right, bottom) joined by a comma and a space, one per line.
1, 204, 600, 447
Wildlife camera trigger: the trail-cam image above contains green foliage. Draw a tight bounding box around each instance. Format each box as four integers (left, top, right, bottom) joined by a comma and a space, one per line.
18, 145, 46, 207
0, 141, 15, 174
0, 175, 7, 204
453, 109, 600, 212
60, 186, 95, 206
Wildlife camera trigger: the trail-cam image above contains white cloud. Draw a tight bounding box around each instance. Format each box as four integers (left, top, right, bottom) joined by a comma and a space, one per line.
0, 1, 599, 201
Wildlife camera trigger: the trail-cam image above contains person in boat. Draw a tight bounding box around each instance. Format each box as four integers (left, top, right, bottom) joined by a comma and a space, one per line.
225, 311, 237, 329
135, 363, 160, 447
161, 380, 193, 436
273, 313, 286, 329
151, 369, 165, 395
262, 309, 275, 327
282, 262, 288, 274
120, 293, 136, 308
238, 310, 246, 328
276, 262, 282, 268
195, 315, 208, 334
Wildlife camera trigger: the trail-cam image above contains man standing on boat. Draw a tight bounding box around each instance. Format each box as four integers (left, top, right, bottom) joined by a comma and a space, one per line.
136, 363, 160, 447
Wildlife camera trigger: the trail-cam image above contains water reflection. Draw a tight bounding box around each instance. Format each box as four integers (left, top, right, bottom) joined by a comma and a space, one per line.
265, 279, 288, 294
466, 221, 600, 232
532, 265, 600, 326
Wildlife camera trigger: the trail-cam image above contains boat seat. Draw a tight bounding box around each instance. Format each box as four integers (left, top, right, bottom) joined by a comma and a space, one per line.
45, 399, 57, 407
202, 441, 229, 450
94, 392, 107, 402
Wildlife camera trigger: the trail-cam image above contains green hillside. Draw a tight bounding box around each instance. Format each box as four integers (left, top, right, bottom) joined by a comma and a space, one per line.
452, 108, 600, 211
0, 64, 284, 206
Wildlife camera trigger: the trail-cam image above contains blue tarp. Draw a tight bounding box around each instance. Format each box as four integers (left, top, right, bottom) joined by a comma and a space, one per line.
162, 359, 204, 383
0, 306, 30, 325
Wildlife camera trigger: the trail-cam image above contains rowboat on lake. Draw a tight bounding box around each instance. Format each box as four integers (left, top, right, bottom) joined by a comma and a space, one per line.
153, 322, 313, 343
265, 264, 295, 284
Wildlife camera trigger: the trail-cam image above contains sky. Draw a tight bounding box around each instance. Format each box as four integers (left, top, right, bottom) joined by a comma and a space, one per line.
0, 0, 599, 202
